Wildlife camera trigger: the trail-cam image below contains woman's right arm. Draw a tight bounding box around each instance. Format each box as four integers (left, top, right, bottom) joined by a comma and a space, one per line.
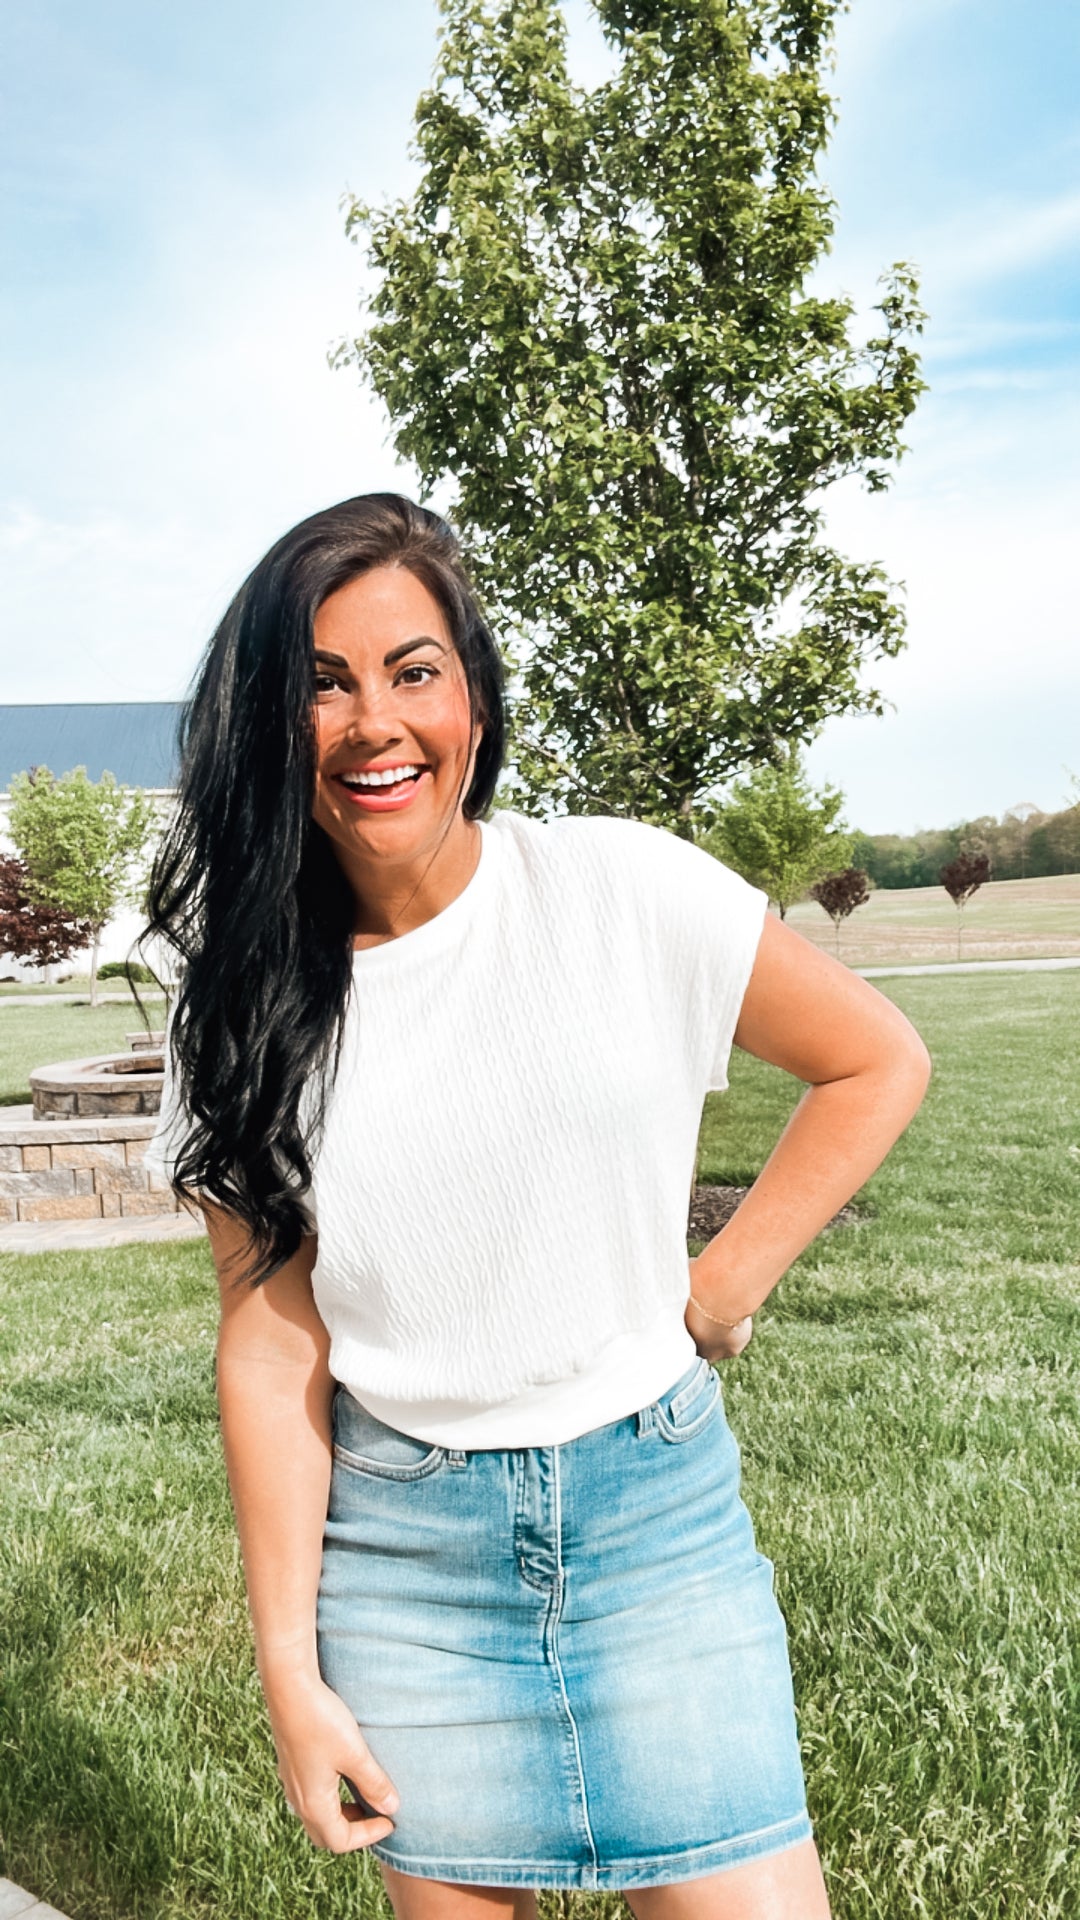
205, 1201, 400, 1853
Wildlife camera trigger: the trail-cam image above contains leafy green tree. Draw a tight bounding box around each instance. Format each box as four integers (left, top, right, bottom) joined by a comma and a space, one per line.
340, 0, 925, 830
702, 750, 851, 917
7, 766, 157, 1006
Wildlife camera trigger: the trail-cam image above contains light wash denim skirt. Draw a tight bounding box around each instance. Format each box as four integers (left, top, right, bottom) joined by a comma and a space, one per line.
316, 1355, 812, 1889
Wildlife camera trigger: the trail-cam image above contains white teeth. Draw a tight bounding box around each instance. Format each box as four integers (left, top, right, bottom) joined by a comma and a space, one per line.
340, 765, 420, 789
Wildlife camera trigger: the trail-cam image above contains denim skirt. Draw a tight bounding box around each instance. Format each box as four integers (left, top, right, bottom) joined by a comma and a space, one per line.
316, 1355, 812, 1889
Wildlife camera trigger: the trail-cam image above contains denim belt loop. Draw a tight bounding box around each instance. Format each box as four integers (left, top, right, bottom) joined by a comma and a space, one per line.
447, 1448, 469, 1467
635, 1403, 656, 1437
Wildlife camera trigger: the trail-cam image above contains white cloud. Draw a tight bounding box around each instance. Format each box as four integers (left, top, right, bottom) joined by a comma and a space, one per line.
908, 188, 1080, 294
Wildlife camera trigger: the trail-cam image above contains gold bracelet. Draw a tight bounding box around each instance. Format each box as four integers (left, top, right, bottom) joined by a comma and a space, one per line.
689, 1294, 751, 1330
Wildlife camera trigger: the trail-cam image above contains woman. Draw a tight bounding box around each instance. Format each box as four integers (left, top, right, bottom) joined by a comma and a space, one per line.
143, 492, 930, 1920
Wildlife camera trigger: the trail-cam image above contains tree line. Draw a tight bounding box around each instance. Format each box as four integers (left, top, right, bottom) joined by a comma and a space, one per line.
852, 788, 1080, 889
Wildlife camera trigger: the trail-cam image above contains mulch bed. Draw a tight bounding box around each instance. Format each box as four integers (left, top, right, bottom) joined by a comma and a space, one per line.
688, 1184, 862, 1239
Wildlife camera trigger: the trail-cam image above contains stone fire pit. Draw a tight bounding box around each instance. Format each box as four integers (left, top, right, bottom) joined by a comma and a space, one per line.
29, 1033, 165, 1120
1, 1031, 191, 1230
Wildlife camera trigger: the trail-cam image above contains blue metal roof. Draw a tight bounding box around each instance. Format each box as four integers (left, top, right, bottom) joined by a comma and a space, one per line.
0, 704, 185, 792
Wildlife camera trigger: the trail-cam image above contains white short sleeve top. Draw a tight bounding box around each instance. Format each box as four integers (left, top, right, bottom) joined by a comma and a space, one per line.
146, 811, 768, 1447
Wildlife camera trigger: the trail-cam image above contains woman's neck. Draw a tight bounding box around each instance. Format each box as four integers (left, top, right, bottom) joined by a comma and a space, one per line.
347, 815, 483, 949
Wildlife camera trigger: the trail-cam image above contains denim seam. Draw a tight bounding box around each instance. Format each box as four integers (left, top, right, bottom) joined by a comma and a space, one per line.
651, 1380, 720, 1445
546, 1445, 600, 1885
331, 1441, 446, 1482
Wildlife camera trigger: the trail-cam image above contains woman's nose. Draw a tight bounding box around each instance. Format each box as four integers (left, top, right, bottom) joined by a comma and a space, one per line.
342, 681, 402, 744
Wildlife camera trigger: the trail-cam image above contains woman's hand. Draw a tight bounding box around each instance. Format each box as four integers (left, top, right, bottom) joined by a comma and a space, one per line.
263, 1667, 400, 1853
685, 1265, 754, 1362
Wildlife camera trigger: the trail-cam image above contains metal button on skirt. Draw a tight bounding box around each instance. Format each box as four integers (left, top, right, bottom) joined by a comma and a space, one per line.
316, 1355, 812, 1890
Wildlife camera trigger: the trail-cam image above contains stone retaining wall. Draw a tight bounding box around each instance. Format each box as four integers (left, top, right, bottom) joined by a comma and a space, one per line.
0, 1107, 186, 1224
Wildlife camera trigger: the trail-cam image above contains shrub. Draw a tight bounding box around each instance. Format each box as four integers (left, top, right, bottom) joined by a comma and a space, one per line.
97, 960, 156, 983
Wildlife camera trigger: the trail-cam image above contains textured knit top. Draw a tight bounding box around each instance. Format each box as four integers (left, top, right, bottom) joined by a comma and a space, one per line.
146, 810, 768, 1448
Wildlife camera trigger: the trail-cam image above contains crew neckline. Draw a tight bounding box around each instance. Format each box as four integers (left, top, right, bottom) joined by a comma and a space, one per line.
350, 817, 499, 970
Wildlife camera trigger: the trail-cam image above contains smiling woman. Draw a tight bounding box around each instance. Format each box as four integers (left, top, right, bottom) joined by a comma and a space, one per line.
137, 490, 929, 1920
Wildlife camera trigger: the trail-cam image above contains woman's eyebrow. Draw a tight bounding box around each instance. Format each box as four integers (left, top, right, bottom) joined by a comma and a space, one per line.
313, 637, 447, 670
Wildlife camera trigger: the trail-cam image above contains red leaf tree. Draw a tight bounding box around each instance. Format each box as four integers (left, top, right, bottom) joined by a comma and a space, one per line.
809, 867, 872, 959
0, 852, 93, 974
939, 850, 991, 961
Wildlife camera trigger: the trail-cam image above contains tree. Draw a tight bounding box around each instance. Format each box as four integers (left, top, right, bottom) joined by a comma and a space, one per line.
809, 866, 871, 958
702, 750, 851, 918
0, 852, 94, 976
939, 850, 990, 961
339, 0, 925, 832
7, 766, 157, 1007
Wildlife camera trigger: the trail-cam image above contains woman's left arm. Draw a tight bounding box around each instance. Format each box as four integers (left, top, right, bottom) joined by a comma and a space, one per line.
687, 912, 932, 1361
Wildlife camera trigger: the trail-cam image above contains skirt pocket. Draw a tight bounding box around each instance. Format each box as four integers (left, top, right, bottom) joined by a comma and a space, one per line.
332, 1387, 448, 1482
649, 1354, 721, 1443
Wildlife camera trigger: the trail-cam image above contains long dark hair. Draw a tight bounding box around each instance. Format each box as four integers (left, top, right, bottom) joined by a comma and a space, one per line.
139, 493, 506, 1285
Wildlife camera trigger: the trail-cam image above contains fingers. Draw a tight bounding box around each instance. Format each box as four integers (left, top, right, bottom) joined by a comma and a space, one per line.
286, 1786, 395, 1855
282, 1745, 401, 1854
341, 1767, 400, 1823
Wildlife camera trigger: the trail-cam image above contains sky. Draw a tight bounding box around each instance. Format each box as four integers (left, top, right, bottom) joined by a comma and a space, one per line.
1, 0, 1077, 836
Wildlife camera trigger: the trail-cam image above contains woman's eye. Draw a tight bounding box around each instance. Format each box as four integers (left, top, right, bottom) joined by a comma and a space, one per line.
396, 665, 438, 686
313, 673, 340, 694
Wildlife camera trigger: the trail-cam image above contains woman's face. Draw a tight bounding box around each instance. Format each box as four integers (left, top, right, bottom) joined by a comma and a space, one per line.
310, 564, 478, 876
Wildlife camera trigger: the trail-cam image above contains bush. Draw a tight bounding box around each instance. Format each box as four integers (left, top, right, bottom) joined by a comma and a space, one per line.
97, 961, 156, 984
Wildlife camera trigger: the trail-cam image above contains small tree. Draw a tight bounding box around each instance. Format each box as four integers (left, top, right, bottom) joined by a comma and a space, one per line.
703, 751, 851, 918
7, 766, 157, 1007
809, 867, 871, 959
0, 852, 94, 978
939, 850, 990, 961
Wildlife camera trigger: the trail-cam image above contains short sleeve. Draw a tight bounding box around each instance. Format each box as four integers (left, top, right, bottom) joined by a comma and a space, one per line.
584, 818, 769, 1095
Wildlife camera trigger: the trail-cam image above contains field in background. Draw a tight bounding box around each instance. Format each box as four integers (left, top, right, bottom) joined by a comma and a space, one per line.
2, 971, 1079, 1918
0, 1002, 162, 1108
788, 870, 1080, 966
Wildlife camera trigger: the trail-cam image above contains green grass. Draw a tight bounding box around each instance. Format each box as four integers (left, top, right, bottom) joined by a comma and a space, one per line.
0, 1001, 164, 1108
2, 973, 1079, 1917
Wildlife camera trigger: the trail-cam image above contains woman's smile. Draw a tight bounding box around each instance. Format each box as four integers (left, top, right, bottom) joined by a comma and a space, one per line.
332, 763, 433, 811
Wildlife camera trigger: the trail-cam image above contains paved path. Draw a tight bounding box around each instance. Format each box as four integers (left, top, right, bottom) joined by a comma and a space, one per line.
0, 1880, 71, 1920
856, 956, 1080, 977
0, 1210, 205, 1254
0, 991, 166, 1005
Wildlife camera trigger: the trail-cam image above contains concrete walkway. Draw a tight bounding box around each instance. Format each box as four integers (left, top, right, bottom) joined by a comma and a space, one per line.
0, 1209, 205, 1254
0, 991, 166, 1005
0, 1880, 71, 1920
856, 955, 1080, 977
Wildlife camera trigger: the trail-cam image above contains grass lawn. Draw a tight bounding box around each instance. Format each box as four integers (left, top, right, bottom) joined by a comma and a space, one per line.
0, 1001, 165, 1108
2, 971, 1079, 1917
787, 870, 1080, 967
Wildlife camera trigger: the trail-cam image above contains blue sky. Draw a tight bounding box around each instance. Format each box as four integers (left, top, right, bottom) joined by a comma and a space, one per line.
1, 0, 1077, 834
